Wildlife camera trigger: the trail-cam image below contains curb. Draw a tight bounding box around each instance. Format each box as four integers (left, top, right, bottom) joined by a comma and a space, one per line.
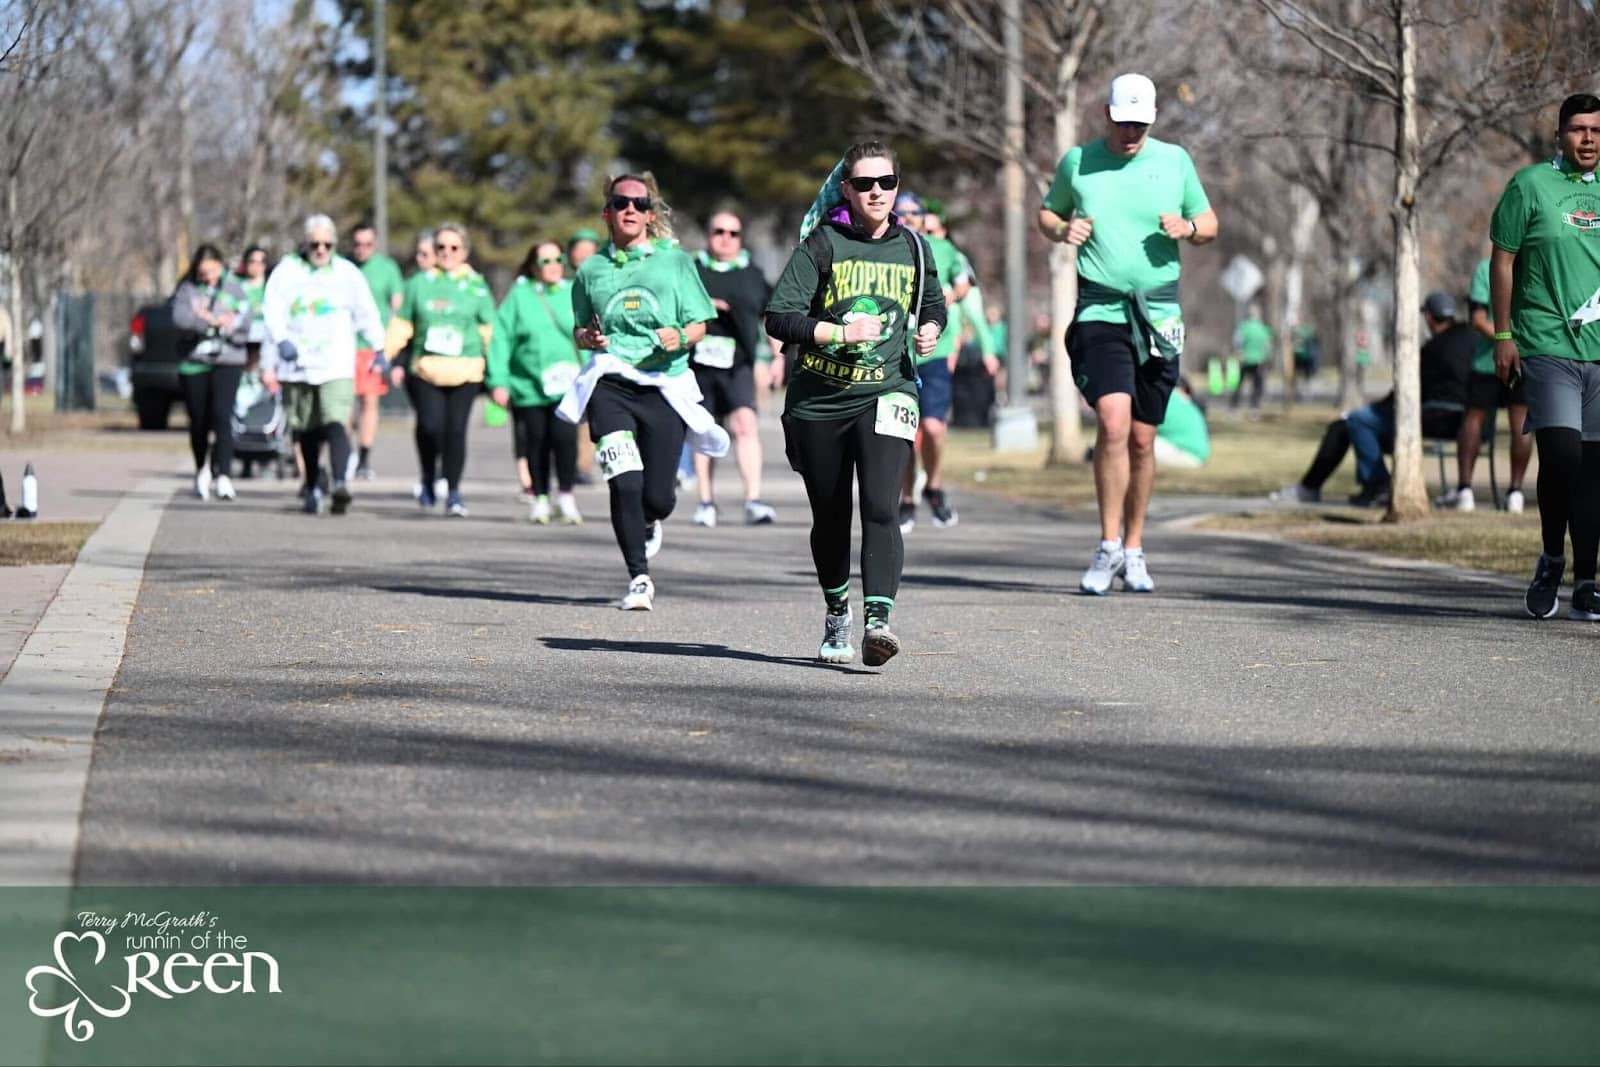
0, 478, 171, 886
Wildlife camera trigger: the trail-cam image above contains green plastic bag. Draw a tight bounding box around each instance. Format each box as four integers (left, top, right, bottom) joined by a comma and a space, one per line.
483, 399, 509, 427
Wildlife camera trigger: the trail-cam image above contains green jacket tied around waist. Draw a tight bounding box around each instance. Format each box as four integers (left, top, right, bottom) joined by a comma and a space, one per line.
1076, 278, 1181, 363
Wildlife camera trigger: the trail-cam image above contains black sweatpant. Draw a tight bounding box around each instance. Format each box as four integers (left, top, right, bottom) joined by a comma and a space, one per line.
1232, 363, 1264, 409
408, 377, 480, 493
1534, 429, 1600, 580
514, 403, 578, 495
782, 404, 913, 610
586, 376, 687, 578
297, 422, 352, 491
180, 365, 244, 475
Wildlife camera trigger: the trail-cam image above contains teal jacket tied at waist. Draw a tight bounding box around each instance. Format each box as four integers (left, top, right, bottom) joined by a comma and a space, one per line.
1076, 278, 1181, 363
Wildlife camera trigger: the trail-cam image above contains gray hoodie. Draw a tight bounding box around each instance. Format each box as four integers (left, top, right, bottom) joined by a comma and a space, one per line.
170, 276, 254, 367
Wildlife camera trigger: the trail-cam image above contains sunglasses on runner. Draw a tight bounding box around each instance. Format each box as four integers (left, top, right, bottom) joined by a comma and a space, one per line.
846, 174, 899, 193
307, 241, 333, 251
711, 227, 741, 238
436, 242, 463, 252
607, 194, 653, 213
536, 256, 563, 265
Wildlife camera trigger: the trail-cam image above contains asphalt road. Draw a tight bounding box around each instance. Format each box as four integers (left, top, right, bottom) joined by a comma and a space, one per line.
72, 415, 1600, 885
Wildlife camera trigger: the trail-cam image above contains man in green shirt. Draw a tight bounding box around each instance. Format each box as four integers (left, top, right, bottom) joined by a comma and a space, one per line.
893, 192, 968, 531
1490, 92, 1600, 620
1230, 305, 1271, 410
1039, 72, 1217, 596
1444, 255, 1532, 513
349, 222, 404, 479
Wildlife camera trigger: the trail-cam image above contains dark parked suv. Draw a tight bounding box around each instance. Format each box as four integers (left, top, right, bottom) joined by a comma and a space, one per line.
128, 301, 182, 429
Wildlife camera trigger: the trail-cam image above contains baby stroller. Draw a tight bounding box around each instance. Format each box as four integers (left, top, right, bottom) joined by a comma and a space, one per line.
232, 371, 291, 480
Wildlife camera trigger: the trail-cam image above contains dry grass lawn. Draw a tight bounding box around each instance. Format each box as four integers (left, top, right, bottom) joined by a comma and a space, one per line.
0, 395, 182, 453
0, 521, 98, 566
945, 405, 1541, 577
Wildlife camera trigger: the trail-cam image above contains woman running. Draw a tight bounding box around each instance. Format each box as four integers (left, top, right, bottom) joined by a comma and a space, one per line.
764, 140, 944, 666
488, 240, 584, 525
171, 243, 255, 501
386, 222, 497, 517
560, 173, 723, 610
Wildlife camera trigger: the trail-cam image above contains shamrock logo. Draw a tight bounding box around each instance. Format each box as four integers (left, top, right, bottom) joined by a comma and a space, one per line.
25, 932, 132, 1043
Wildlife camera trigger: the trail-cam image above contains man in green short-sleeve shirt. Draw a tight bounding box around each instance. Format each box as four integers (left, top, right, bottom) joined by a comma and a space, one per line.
1039, 71, 1217, 598
1488, 92, 1600, 620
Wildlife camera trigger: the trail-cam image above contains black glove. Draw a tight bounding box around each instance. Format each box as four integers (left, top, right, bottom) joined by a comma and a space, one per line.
277, 340, 299, 364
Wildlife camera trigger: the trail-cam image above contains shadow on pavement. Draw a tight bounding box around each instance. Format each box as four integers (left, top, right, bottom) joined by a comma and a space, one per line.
540, 636, 874, 675
381, 583, 613, 608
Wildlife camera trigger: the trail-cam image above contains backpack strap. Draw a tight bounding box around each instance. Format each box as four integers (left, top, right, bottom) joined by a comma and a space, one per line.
804, 225, 835, 317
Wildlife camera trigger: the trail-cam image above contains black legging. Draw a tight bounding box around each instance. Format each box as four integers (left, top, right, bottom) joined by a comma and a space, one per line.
407, 376, 480, 493
1232, 363, 1264, 409
1534, 429, 1600, 581
514, 403, 578, 495
782, 404, 913, 609
297, 421, 352, 491
586, 376, 686, 578
180, 365, 244, 475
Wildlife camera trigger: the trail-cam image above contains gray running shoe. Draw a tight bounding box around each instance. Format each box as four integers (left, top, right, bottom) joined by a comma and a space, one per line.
862, 621, 900, 667
1570, 580, 1600, 622
1080, 541, 1124, 596
819, 610, 854, 664
744, 499, 777, 525
1525, 553, 1565, 619
1119, 548, 1154, 593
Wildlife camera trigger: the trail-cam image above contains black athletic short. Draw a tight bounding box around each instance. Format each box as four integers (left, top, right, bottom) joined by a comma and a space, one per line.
1466, 370, 1527, 411
693, 362, 756, 419
1066, 320, 1180, 425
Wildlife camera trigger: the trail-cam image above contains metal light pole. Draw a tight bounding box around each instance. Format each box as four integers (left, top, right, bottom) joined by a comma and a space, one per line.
373, 0, 388, 255
992, 0, 1037, 451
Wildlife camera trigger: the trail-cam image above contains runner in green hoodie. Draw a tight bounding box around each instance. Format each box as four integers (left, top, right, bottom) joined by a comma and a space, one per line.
765, 140, 946, 667
488, 240, 584, 526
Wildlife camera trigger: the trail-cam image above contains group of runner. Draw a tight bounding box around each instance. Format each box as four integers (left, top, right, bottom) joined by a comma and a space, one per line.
170, 72, 1600, 666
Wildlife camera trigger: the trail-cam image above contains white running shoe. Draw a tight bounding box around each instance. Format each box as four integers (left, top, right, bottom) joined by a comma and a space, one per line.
433, 477, 449, 502
1080, 539, 1124, 596
213, 474, 235, 501
1119, 547, 1155, 593
693, 502, 718, 528
194, 468, 212, 501
1506, 489, 1525, 514
556, 492, 583, 525
621, 574, 655, 611
744, 499, 777, 525
1454, 486, 1476, 512
529, 495, 552, 525
819, 609, 854, 664
644, 520, 664, 560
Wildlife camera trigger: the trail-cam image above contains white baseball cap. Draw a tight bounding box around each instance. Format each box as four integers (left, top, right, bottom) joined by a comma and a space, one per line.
1108, 73, 1157, 124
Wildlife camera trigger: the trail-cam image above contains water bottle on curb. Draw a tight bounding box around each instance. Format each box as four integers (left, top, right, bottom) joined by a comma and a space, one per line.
13, 463, 38, 519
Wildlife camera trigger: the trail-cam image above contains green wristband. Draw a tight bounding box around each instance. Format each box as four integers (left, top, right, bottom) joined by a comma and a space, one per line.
676, 327, 687, 349
1494, 331, 1513, 341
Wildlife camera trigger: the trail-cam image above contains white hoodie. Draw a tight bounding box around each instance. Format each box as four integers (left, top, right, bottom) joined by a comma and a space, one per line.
262, 254, 384, 385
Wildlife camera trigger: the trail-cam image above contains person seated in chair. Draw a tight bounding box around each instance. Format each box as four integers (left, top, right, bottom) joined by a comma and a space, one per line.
1272, 291, 1474, 507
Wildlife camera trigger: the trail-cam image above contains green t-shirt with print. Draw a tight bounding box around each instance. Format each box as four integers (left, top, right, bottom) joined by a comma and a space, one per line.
768, 222, 935, 421
571, 241, 716, 376
1041, 136, 1210, 332
1468, 256, 1495, 374
359, 253, 405, 328
487, 277, 581, 407
1490, 157, 1600, 362
397, 267, 496, 361
923, 234, 966, 365
1233, 317, 1272, 366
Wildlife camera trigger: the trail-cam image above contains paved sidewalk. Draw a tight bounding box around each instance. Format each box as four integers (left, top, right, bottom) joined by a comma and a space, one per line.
37, 412, 1599, 887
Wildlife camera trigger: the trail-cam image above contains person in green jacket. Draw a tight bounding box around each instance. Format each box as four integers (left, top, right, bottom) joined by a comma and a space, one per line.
384, 222, 497, 517
489, 240, 584, 526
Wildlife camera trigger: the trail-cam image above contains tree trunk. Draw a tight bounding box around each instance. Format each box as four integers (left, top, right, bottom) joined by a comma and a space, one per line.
1045, 62, 1082, 466
1336, 259, 1365, 410
1280, 187, 1318, 413
7, 173, 24, 434
175, 80, 195, 274
1387, 0, 1426, 521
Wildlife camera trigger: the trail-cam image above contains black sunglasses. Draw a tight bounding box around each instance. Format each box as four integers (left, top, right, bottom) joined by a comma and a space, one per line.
607, 194, 653, 213
846, 174, 899, 193
711, 227, 741, 238
536, 255, 563, 265
307, 241, 333, 251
